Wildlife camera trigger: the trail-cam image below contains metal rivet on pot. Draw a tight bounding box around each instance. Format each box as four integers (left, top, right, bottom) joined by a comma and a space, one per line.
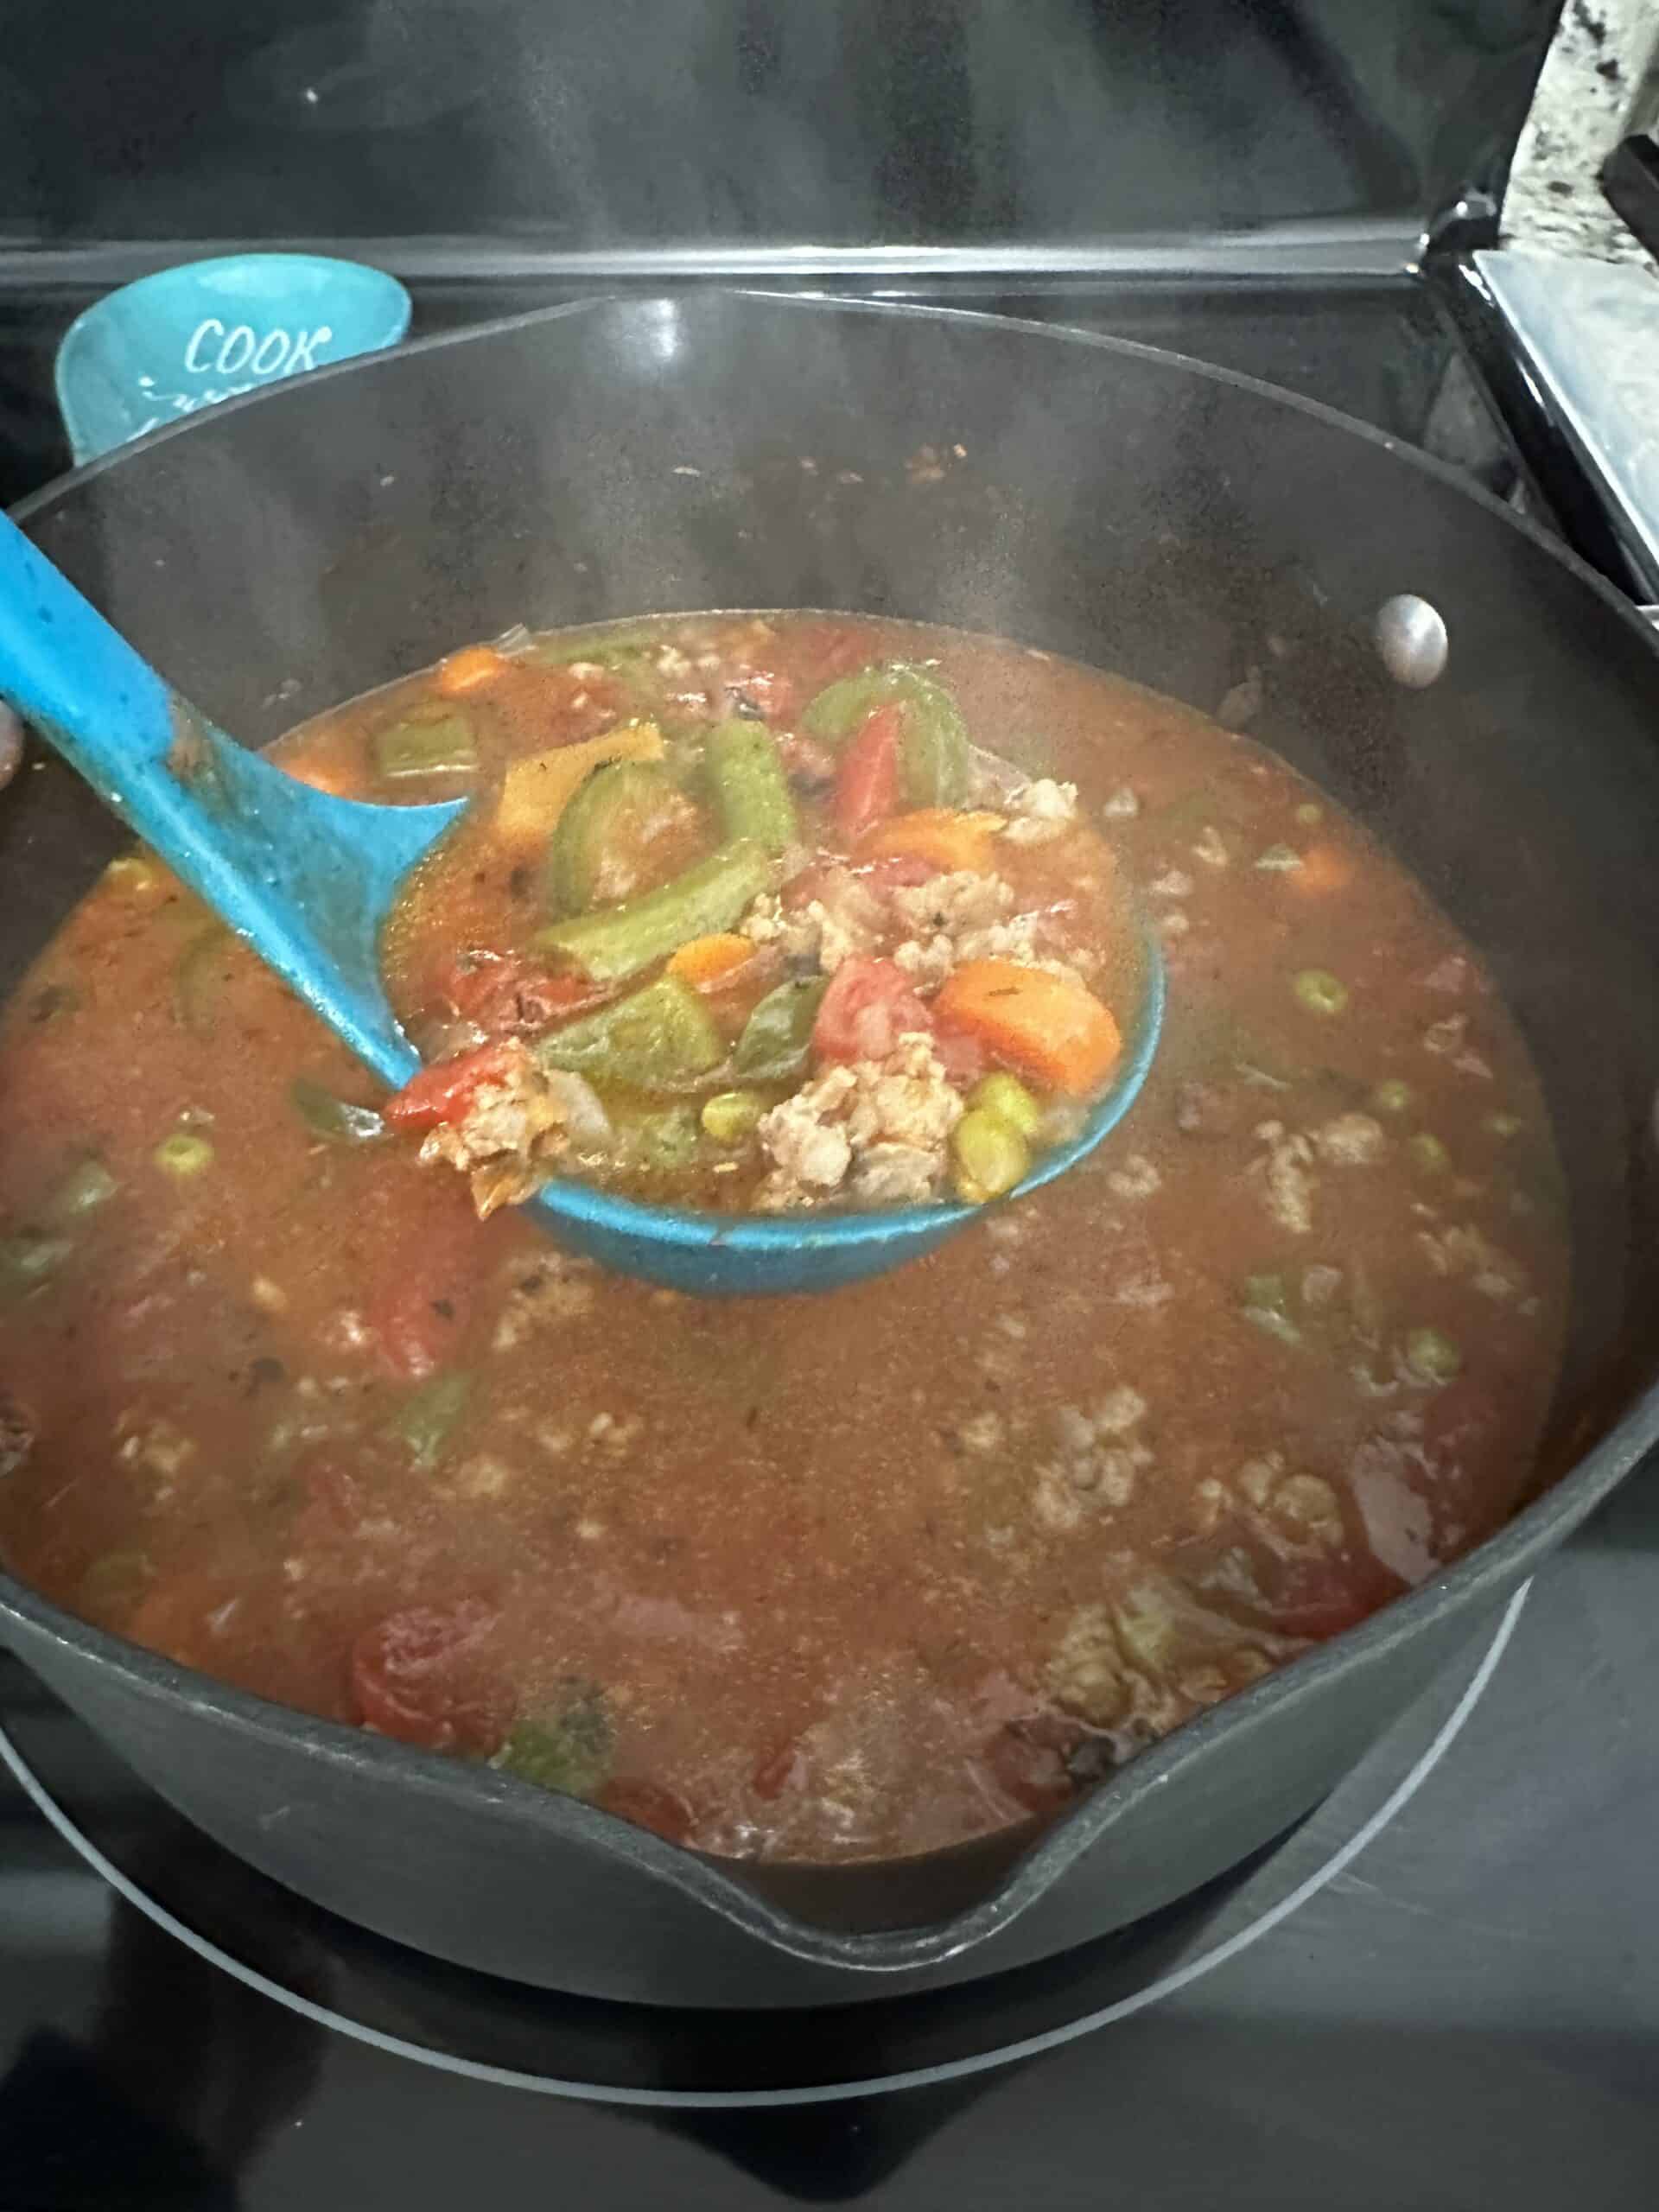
1375, 595, 1448, 689
0, 705, 22, 791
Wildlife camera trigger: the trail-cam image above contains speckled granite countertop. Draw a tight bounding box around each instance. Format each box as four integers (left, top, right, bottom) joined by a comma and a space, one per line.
1506, 0, 1656, 266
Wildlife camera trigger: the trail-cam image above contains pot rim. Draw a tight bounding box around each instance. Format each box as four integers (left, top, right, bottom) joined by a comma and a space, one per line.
5, 287, 1658, 1974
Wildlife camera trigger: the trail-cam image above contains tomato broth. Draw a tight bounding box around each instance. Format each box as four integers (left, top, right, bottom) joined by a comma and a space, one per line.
0, 613, 1569, 1863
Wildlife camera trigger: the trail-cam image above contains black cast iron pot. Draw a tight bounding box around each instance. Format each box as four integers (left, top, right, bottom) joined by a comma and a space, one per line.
3, 292, 1657, 2007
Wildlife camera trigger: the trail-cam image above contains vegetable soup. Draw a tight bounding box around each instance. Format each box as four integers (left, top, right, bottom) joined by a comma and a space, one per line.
0, 614, 1569, 1863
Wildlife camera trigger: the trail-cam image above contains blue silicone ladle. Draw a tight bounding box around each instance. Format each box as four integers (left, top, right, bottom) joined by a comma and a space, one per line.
0, 511, 1163, 1294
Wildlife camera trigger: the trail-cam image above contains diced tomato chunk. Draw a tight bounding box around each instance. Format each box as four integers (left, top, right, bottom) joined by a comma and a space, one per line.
599, 1777, 697, 1844
383, 1043, 522, 1134
350, 1601, 508, 1754
812, 957, 935, 1064
929, 1018, 987, 1086
856, 852, 941, 893
439, 952, 607, 1039
832, 702, 902, 842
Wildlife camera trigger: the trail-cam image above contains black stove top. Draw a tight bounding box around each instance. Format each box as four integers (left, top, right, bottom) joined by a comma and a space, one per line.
3, 271, 1656, 2209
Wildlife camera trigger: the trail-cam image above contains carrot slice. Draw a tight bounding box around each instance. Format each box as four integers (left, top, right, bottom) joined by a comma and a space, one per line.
436, 645, 511, 696
665, 932, 755, 990
1288, 842, 1354, 898
858, 808, 1003, 875
933, 959, 1122, 1096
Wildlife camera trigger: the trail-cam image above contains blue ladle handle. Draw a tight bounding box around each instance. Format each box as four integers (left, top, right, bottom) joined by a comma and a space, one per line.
0, 510, 464, 1085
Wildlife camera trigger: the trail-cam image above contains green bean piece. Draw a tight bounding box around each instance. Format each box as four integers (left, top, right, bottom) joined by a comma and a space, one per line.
1404, 1326, 1462, 1384
535, 976, 725, 1090
384, 1370, 474, 1472
951, 1109, 1031, 1205
1292, 968, 1349, 1016
0, 1231, 73, 1305
44, 1156, 118, 1223
289, 1077, 389, 1146
701, 1090, 766, 1145
493, 1681, 613, 1799
372, 711, 478, 782
704, 718, 798, 852
1408, 1132, 1450, 1176
1370, 1077, 1414, 1116
153, 1131, 215, 1179
966, 1071, 1043, 1139
543, 760, 692, 917
533, 839, 772, 985
732, 976, 829, 1082
172, 923, 231, 1039
800, 663, 969, 807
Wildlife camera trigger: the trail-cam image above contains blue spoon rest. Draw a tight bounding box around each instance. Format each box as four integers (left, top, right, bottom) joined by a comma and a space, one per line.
55, 254, 411, 465
0, 509, 1163, 1295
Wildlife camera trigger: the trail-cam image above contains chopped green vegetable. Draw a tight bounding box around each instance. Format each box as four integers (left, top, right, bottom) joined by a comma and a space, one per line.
29, 981, 81, 1025
534, 839, 772, 985
629, 1105, 703, 1171
952, 1108, 1031, 1205
43, 1156, 118, 1223
1408, 1132, 1450, 1176
372, 711, 478, 781
105, 854, 162, 896
1370, 1077, 1414, 1115
544, 760, 691, 917
801, 663, 969, 807
530, 624, 664, 664
384, 1370, 474, 1471
79, 1550, 153, 1610
1239, 1272, 1301, 1345
0, 1231, 73, 1304
1403, 1326, 1462, 1384
1292, 968, 1349, 1016
493, 1681, 613, 1798
153, 1131, 215, 1179
704, 718, 798, 852
1255, 844, 1303, 873
966, 1071, 1043, 1139
1484, 1112, 1523, 1139
1294, 801, 1325, 827
289, 1077, 388, 1146
701, 1090, 766, 1145
171, 923, 231, 1040
732, 976, 828, 1082
535, 975, 725, 1089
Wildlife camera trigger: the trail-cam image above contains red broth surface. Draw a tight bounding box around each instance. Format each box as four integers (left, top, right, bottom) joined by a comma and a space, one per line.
0, 614, 1569, 1863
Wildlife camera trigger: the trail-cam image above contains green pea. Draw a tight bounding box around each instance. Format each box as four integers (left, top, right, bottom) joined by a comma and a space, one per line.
1404, 1326, 1462, 1384
966, 1071, 1043, 1140
952, 1109, 1031, 1205
700, 1090, 766, 1146
1294, 802, 1324, 827
1408, 1131, 1450, 1176
154, 1131, 215, 1179
1292, 968, 1349, 1016
1370, 1078, 1414, 1116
